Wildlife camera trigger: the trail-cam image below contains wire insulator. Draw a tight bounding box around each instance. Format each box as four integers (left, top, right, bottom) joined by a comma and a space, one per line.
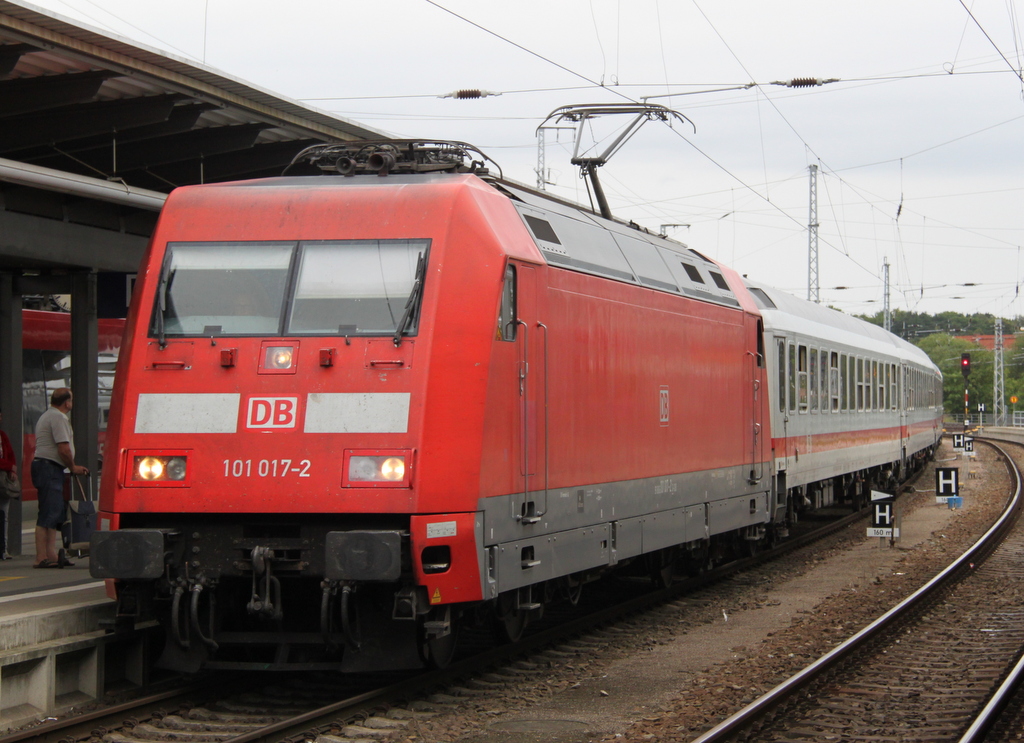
439, 89, 501, 99
788, 77, 821, 87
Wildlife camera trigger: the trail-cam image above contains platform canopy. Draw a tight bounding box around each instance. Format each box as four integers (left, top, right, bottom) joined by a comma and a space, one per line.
0, 0, 386, 273
0, 2, 389, 555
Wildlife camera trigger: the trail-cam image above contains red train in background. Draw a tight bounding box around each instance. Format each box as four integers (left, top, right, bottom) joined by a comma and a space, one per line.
90, 141, 942, 672
19, 310, 123, 500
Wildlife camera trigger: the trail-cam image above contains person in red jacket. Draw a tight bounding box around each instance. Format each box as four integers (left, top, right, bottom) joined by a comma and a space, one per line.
0, 406, 16, 560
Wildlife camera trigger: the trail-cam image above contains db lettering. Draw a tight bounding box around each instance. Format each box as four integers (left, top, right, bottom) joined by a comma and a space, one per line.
246, 397, 298, 429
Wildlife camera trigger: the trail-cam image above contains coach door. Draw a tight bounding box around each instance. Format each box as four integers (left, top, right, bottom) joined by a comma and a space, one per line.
515, 264, 547, 524
900, 363, 910, 466
747, 316, 765, 483
774, 336, 792, 470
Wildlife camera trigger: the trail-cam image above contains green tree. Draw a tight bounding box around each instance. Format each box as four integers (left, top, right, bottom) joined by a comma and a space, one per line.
914, 333, 992, 417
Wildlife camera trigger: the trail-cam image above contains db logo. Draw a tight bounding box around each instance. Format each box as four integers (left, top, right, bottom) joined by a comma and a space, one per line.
246, 397, 298, 429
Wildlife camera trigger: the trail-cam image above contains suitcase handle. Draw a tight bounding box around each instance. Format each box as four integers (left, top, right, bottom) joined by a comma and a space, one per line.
73, 474, 93, 502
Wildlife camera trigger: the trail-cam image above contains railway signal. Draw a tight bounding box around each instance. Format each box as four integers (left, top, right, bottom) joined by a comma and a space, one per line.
961, 353, 971, 377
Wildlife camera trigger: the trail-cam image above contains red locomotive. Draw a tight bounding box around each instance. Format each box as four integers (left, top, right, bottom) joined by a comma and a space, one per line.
91, 141, 942, 671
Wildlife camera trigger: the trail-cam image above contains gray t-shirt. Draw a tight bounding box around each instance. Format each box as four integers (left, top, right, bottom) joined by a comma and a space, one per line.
34, 406, 74, 466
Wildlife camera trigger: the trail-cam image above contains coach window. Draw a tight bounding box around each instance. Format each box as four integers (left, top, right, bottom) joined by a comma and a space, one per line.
830, 352, 840, 411
789, 342, 797, 413
798, 344, 808, 412
498, 265, 517, 341
778, 340, 786, 413
856, 358, 864, 411
821, 349, 830, 413
890, 364, 898, 410
840, 353, 848, 411
809, 348, 818, 412
868, 360, 876, 411
877, 362, 884, 410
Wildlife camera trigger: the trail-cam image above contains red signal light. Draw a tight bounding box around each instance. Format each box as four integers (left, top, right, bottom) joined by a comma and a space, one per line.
961, 353, 971, 377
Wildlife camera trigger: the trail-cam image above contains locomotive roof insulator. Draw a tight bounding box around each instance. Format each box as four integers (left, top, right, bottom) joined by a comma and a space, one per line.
287, 139, 502, 179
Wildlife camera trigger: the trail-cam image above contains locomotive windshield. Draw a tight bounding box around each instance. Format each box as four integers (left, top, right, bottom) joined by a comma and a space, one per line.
151, 239, 429, 339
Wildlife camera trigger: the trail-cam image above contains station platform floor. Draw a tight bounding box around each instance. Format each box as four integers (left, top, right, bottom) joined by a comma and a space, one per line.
0, 501, 108, 605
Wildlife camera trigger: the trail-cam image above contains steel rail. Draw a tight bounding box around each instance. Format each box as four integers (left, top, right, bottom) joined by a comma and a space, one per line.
957, 435, 1024, 742
689, 439, 1022, 743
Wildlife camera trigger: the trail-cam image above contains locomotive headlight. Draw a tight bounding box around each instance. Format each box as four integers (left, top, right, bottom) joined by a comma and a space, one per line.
265, 346, 294, 369
128, 451, 191, 486
166, 457, 188, 481
344, 451, 412, 487
137, 456, 164, 480
380, 457, 405, 481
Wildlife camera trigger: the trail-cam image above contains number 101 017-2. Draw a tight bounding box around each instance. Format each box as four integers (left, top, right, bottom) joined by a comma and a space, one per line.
223, 459, 312, 477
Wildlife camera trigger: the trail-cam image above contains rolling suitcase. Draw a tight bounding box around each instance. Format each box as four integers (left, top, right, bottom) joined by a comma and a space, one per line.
62, 476, 96, 557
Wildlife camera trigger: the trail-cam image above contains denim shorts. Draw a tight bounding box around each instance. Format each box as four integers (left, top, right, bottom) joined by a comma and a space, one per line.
31, 459, 66, 530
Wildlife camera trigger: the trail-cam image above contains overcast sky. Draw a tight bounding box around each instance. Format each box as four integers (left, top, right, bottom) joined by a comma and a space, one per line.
21, 0, 1024, 323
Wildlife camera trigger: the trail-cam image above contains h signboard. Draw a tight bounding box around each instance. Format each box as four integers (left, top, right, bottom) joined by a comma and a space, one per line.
936, 467, 959, 504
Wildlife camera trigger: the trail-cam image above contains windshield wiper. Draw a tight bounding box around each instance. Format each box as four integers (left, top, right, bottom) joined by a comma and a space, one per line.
393, 252, 426, 347
156, 269, 174, 349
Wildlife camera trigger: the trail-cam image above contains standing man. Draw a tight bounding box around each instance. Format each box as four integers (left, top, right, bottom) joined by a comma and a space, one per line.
32, 388, 87, 568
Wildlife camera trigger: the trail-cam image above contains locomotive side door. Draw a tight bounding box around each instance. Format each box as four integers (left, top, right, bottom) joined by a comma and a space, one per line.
514, 263, 547, 523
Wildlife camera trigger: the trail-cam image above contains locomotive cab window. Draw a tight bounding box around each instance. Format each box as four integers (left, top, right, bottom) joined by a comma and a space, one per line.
150, 239, 430, 339
287, 240, 428, 337
151, 242, 293, 337
498, 265, 517, 341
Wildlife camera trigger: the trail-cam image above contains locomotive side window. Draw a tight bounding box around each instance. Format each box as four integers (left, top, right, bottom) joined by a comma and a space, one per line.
682, 263, 705, 284
498, 265, 517, 341
152, 242, 293, 337
288, 240, 429, 336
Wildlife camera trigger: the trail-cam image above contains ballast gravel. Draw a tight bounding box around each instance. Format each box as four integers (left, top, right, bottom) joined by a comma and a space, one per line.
398, 440, 1004, 743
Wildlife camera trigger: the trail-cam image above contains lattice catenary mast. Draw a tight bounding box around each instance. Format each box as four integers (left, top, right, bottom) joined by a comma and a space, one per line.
883, 258, 891, 332
808, 164, 819, 303
994, 318, 1005, 426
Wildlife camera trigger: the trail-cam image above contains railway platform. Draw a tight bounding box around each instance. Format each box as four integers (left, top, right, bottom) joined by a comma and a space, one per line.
0, 518, 153, 733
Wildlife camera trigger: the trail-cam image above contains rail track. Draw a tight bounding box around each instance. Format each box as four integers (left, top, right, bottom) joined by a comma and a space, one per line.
690, 437, 1024, 742
0, 473, 928, 743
